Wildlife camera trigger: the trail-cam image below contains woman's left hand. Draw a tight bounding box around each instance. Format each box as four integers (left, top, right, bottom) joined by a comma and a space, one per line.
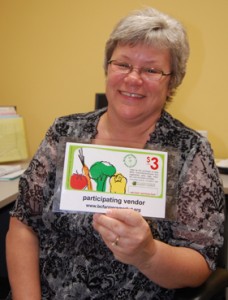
92, 209, 156, 268
93, 208, 211, 288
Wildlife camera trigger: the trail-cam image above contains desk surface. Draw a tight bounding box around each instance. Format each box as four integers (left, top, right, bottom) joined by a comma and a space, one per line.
1, 174, 228, 210
221, 174, 228, 194
0, 178, 20, 209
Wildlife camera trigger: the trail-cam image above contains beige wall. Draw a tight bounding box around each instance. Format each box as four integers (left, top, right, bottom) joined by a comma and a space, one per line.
0, 0, 227, 158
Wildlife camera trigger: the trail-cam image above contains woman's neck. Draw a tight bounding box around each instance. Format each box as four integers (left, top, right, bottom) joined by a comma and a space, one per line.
96, 111, 159, 148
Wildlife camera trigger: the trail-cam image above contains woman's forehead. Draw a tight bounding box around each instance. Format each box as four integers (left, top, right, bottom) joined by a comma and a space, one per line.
112, 43, 171, 64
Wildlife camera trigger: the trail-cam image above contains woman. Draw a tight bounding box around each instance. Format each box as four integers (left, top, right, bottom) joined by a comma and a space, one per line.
6, 7, 224, 299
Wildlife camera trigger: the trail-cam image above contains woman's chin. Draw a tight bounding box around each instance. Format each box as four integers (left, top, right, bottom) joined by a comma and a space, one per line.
116, 107, 145, 122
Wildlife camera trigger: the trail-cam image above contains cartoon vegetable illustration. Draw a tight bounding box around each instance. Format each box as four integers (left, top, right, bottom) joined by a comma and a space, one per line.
70, 172, 88, 190
110, 173, 127, 194
89, 161, 116, 192
78, 148, 93, 190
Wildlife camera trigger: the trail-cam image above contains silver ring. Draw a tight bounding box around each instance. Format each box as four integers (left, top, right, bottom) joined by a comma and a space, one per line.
111, 236, 120, 246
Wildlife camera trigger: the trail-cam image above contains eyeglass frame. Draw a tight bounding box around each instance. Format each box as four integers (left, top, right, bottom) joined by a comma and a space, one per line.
107, 59, 172, 81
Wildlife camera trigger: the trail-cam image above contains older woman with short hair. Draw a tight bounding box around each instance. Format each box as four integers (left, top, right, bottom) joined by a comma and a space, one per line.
6, 7, 224, 300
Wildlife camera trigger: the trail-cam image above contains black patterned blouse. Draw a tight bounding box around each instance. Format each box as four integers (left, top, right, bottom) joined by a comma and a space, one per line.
9, 109, 225, 300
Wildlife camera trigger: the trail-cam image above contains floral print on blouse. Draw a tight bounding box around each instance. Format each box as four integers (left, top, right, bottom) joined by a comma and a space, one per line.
9, 109, 225, 300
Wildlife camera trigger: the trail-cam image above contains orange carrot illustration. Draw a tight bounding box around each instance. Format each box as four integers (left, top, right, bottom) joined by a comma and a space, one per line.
78, 148, 93, 190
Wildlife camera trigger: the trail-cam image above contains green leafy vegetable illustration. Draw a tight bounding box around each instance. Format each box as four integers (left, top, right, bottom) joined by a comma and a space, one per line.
90, 161, 116, 192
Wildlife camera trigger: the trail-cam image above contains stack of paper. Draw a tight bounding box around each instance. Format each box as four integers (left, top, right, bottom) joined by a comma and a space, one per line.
0, 106, 17, 117
0, 164, 25, 181
0, 106, 28, 163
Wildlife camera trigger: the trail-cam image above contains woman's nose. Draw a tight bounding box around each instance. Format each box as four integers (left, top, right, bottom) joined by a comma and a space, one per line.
124, 69, 143, 85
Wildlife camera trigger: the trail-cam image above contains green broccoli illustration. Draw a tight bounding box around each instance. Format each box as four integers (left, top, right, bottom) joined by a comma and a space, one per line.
90, 161, 116, 192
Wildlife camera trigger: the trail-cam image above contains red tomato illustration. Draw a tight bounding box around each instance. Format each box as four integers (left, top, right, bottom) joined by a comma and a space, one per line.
70, 173, 88, 190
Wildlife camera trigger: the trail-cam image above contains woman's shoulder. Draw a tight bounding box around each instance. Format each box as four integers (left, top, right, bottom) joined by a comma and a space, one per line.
47, 108, 107, 138
159, 111, 208, 144
152, 110, 213, 160
56, 107, 106, 123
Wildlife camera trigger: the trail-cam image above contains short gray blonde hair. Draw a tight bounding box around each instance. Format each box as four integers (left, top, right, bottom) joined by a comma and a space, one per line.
104, 8, 190, 102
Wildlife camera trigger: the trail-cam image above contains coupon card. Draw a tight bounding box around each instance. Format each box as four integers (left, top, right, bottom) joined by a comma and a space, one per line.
59, 142, 168, 218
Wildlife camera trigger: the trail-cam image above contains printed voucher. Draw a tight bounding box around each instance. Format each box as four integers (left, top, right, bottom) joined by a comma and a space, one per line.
59, 142, 168, 218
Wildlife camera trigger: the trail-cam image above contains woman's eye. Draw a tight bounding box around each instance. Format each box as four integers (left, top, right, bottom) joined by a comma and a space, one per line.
119, 63, 130, 69
145, 68, 158, 74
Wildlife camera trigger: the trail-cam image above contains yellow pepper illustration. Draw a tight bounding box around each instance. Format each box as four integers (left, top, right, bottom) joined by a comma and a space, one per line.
110, 173, 127, 194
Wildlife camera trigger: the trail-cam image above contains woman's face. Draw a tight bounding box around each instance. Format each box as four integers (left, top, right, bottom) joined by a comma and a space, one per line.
105, 43, 172, 124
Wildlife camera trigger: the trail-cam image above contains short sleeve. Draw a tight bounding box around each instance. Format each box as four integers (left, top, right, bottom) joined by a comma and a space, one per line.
10, 121, 59, 232
170, 139, 225, 270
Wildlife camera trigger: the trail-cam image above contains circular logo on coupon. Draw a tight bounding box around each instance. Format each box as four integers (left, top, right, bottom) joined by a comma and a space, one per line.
123, 154, 137, 168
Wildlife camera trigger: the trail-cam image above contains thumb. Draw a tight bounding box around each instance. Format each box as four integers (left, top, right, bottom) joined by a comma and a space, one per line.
106, 208, 143, 227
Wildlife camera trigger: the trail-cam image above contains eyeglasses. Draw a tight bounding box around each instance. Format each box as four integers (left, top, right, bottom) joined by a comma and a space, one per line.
108, 60, 172, 81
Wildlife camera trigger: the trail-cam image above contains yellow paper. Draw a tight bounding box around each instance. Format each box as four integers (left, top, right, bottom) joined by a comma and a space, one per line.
0, 117, 28, 162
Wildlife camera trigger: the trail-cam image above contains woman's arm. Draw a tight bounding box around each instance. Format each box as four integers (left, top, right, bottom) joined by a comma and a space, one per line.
137, 238, 211, 289
93, 209, 211, 289
6, 217, 41, 300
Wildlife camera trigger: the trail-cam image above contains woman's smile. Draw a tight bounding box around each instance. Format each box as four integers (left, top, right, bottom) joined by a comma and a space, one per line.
119, 90, 145, 100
